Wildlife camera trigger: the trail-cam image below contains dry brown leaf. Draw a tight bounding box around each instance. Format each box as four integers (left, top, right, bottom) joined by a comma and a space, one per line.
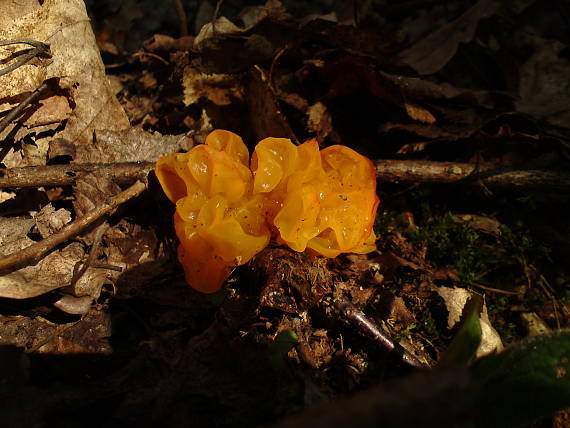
379, 72, 495, 109
520, 312, 550, 337
73, 173, 121, 217
451, 214, 502, 237
182, 67, 242, 106
33, 203, 71, 238
23, 95, 72, 128
194, 16, 243, 47
400, 0, 502, 75
239, 0, 287, 27
0, 0, 129, 168
246, 67, 295, 141
142, 34, 194, 54
53, 294, 93, 315
387, 296, 416, 326
516, 31, 570, 129
0, 217, 84, 298
404, 103, 436, 124
379, 122, 472, 142
0, 214, 108, 300
51, 127, 191, 164
0, 311, 112, 354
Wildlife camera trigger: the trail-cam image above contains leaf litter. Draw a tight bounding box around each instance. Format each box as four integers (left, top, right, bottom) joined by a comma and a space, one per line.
0, 0, 569, 426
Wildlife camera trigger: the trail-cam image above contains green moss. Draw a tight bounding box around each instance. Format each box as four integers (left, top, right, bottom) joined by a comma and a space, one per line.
373, 210, 404, 240
373, 189, 555, 349
403, 211, 550, 290
499, 223, 551, 264
403, 293, 451, 353
405, 212, 499, 286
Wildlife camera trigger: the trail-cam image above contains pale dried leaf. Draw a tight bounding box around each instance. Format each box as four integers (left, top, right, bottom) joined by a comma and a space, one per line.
0, 190, 16, 204
0, 0, 129, 161
24, 96, 72, 127
0, 311, 112, 354
53, 294, 93, 315
194, 16, 242, 47
33, 203, 71, 238
240, 0, 287, 27
0, 240, 85, 299
71, 128, 191, 164
182, 67, 242, 106
68, 256, 109, 301
436, 286, 503, 358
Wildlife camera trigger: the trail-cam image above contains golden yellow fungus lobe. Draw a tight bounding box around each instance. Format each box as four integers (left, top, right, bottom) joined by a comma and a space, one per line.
156, 130, 379, 293
156, 130, 270, 293
251, 139, 379, 258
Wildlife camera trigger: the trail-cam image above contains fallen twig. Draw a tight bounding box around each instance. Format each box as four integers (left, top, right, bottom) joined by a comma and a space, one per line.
0, 81, 49, 136
69, 222, 110, 288
471, 282, 524, 295
1, 160, 567, 191
0, 162, 154, 189
0, 180, 147, 274
0, 38, 51, 77
376, 159, 570, 191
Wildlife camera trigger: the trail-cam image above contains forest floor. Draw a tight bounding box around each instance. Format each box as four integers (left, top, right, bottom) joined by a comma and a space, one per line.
0, 1, 569, 427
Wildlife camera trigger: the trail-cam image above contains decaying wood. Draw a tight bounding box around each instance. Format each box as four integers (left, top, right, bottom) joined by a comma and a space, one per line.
0, 162, 155, 189
376, 160, 570, 191
1, 160, 568, 190
0, 180, 146, 274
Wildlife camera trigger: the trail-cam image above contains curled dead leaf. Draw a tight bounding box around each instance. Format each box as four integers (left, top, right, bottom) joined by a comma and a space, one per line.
436, 286, 503, 358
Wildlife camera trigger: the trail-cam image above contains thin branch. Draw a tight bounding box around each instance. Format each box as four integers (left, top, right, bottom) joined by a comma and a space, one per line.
0, 39, 49, 49
1, 160, 568, 191
376, 159, 570, 191
69, 222, 109, 288
0, 39, 51, 77
0, 162, 155, 189
0, 180, 147, 274
470, 282, 524, 295
0, 82, 49, 136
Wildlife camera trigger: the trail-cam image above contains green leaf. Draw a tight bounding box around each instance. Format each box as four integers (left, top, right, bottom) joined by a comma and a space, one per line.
438, 295, 483, 367
470, 330, 570, 427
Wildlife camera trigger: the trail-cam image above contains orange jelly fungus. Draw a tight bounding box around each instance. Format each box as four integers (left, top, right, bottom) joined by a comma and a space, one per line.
156, 130, 379, 293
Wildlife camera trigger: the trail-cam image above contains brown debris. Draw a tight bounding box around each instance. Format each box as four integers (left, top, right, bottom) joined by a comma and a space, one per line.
400, 0, 502, 75
0, 1, 569, 427
0, 180, 146, 275
246, 67, 297, 142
